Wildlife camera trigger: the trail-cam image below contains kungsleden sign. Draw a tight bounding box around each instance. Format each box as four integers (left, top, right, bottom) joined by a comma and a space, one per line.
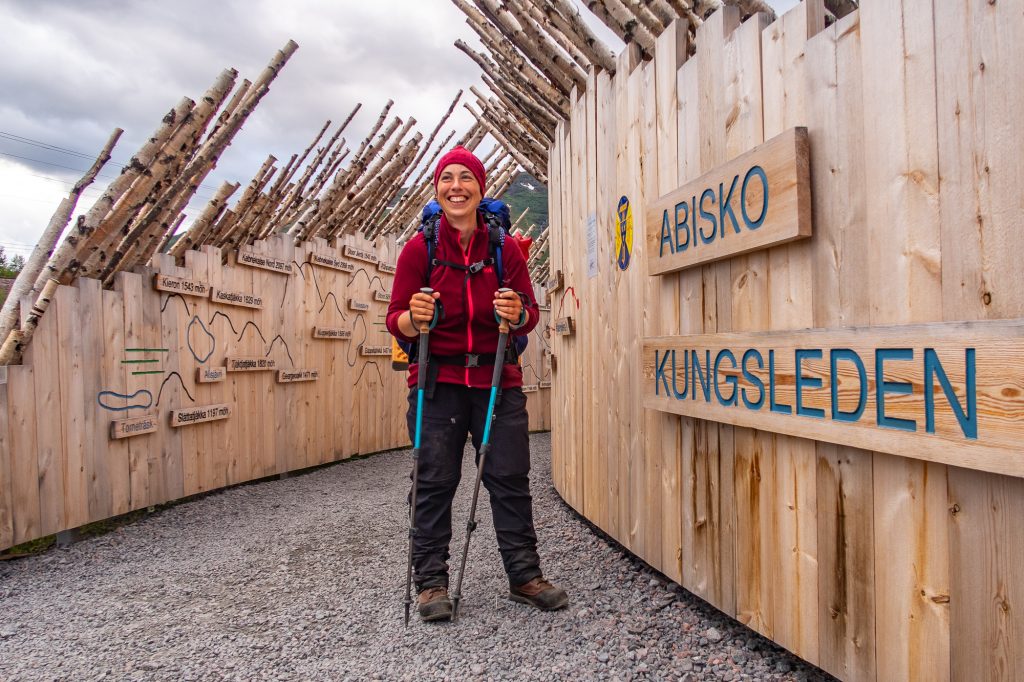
646, 127, 811, 275
643, 320, 1024, 478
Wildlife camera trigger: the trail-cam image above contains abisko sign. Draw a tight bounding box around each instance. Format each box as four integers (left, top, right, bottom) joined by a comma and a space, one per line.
645, 127, 812, 275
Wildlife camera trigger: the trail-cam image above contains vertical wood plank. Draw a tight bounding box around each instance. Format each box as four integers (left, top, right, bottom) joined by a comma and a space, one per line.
29, 284, 66, 535
56, 284, 89, 526
101, 286, 131, 516
7, 365, 39, 544
0, 370, 13, 549
860, 0, 950, 679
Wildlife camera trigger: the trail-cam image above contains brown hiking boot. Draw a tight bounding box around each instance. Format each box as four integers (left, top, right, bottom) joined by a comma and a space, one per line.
417, 586, 453, 622
509, 577, 569, 611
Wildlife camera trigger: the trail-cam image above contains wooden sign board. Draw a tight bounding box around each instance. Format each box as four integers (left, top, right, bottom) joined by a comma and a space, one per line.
225, 357, 277, 372
538, 305, 552, 312
196, 366, 226, 383
643, 320, 1024, 478
170, 403, 231, 428
312, 326, 351, 340
211, 288, 263, 309
540, 381, 552, 389
522, 384, 539, 393
359, 345, 392, 356
545, 271, 563, 300
236, 249, 293, 275
646, 126, 811, 276
277, 368, 319, 383
110, 415, 158, 440
374, 290, 391, 303
153, 273, 210, 298
554, 317, 575, 336
349, 299, 370, 312
308, 253, 354, 272
344, 244, 379, 264
377, 262, 397, 274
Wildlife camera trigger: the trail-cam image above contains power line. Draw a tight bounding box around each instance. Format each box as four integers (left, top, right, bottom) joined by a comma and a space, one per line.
0, 132, 225, 194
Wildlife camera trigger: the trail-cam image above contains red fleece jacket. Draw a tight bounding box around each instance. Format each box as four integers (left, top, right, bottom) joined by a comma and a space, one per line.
386, 214, 539, 389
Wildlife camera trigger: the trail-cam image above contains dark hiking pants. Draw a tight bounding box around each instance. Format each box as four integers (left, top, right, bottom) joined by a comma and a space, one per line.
406, 382, 542, 591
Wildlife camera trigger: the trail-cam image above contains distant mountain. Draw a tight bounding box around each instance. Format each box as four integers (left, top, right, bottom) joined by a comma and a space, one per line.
500, 172, 548, 237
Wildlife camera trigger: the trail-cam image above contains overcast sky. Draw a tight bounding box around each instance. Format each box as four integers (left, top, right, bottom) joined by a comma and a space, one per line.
0, 0, 797, 260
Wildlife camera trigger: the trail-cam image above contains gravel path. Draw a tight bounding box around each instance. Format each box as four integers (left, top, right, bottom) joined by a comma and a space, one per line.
0, 433, 834, 681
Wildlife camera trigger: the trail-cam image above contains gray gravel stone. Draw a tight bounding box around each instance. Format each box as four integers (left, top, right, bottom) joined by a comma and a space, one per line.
0, 433, 833, 681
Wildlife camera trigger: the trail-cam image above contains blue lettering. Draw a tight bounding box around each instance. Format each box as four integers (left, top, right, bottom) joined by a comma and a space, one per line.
655, 350, 671, 396
699, 189, 717, 244
830, 348, 867, 423
876, 348, 916, 432
741, 349, 765, 410
924, 348, 977, 439
692, 349, 712, 402
741, 165, 769, 230
794, 349, 825, 418
659, 210, 674, 257
714, 349, 738, 406
671, 350, 688, 399
719, 175, 740, 236
675, 202, 690, 251
769, 350, 792, 415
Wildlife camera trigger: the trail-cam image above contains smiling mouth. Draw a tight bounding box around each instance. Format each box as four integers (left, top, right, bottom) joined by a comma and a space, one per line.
447, 196, 468, 205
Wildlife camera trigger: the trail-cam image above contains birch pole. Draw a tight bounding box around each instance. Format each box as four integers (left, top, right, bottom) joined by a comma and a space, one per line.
98, 40, 298, 280
464, 103, 547, 183
33, 98, 194, 292
169, 181, 239, 257
527, 0, 617, 74
0, 128, 121, 352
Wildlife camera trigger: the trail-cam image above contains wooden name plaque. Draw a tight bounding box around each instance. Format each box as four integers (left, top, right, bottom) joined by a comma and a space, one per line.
236, 249, 293, 275
110, 415, 158, 440
170, 404, 231, 428
554, 317, 575, 336
153, 273, 210, 298
196, 367, 226, 383
643, 319, 1024, 478
210, 288, 263, 309
344, 244, 379, 264
540, 381, 552, 389
312, 326, 352, 340
374, 290, 392, 303
545, 271, 563, 297
377, 262, 397, 274
225, 357, 277, 372
349, 299, 370, 312
522, 384, 539, 393
277, 369, 320, 383
308, 253, 354, 272
646, 127, 811, 276
359, 345, 392, 356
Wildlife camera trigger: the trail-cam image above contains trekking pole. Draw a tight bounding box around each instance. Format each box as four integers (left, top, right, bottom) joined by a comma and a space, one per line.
451, 287, 513, 622
404, 287, 434, 627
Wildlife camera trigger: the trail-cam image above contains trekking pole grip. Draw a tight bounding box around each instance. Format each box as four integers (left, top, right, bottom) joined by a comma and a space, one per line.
495, 287, 512, 333
419, 287, 435, 334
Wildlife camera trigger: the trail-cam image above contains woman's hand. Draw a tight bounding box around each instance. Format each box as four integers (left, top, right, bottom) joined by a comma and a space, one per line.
408, 290, 440, 331
493, 289, 523, 324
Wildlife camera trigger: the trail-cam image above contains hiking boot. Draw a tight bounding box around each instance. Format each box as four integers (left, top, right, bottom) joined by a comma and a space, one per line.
417, 586, 453, 622
509, 577, 569, 611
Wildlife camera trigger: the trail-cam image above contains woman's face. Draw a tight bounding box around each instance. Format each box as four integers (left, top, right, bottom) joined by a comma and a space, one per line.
435, 163, 482, 223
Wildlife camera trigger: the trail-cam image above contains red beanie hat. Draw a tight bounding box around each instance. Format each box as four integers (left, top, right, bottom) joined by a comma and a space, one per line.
433, 146, 486, 193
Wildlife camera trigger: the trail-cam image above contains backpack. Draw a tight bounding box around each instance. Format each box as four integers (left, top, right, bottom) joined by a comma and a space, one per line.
391, 198, 529, 371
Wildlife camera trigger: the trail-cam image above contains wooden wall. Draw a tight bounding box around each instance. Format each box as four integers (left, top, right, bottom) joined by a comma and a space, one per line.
0, 234, 551, 552
547, 2, 1023, 680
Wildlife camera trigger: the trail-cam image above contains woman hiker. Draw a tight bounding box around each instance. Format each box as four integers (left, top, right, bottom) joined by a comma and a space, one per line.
386, 146, 569, 622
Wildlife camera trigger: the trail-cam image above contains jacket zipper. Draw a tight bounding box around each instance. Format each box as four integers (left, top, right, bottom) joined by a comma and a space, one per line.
463, 230, 475, 386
